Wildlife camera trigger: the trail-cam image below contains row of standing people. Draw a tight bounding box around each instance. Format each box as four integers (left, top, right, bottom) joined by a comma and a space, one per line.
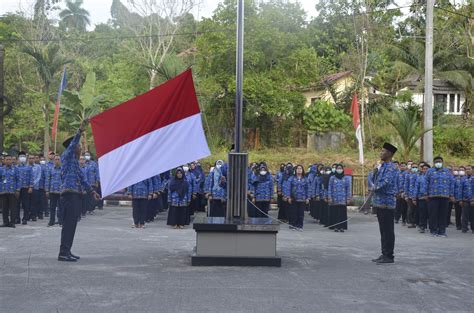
369, 158, 474, 237
0, 151, 102, 228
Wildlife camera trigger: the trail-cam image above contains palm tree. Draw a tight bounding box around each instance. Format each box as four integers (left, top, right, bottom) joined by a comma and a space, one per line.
61, 72, 106, 151
22, 44, 72, 156
59, 0, 91, 32
387, 109, 430, 161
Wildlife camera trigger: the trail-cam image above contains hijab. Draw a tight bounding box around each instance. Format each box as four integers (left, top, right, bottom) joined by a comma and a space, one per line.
169, 168, 188, 199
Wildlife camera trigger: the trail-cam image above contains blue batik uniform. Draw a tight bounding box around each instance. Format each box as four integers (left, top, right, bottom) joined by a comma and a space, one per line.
190, 168, 204, 194
453, 176, 467, 202
372, 162, 398, 209
310, 175, 322, 199
425, 168, 453, 199
284, 176, 310, 202
185, 171, 196, 196
151, 175, 163, 194
415, 173, 428, 199
32, 164, 43, 190
85, 161, 100, 187
251, 173, 274, 202
61, 132, 92, 194
328, 176, 351, 205
205, 168, 227, 200
1, 165, 20, 194
128, 179, 153, 199
461, 176, 472, 202
168, 180, 192, 207
17, 164, 33, 189
407, 173, 420, 200
368, 171, 375, 191
47, 166, 62, 194
397, 171, 408, 195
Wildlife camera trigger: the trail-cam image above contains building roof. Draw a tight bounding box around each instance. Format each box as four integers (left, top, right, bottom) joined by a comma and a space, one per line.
321, 71, 353, 84
400, 74, 461, 93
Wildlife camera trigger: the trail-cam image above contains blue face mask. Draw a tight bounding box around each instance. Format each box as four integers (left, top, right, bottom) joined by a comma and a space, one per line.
412, 168, 418, 173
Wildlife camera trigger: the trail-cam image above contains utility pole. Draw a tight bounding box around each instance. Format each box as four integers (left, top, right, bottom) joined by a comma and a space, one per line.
423, 0, 434, 165
0, 45, 5, 154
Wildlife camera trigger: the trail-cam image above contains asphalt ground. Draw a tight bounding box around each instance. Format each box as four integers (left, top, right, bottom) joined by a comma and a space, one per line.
1, 206, 473, 313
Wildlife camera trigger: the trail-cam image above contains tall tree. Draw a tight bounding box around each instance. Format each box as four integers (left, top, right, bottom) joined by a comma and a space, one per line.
59, 0, 91, 32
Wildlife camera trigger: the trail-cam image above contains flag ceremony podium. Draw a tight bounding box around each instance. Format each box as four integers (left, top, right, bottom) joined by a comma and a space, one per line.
191, 217, 281, 267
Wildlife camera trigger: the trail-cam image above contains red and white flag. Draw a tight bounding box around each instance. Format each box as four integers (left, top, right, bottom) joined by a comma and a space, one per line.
351, 93, 364, 164
91, 69, 210, 197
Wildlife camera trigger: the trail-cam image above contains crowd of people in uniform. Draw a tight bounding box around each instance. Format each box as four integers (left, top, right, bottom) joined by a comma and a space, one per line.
0, 150, 102, 228
370, 157, 474, 237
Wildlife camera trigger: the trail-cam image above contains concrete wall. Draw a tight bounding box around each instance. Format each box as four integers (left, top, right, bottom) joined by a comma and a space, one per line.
307, 131, 346, 152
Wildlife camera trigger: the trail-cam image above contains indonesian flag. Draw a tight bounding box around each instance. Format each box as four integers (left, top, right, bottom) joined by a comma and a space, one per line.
52, 66, 67, 145
91, 69, 211, 198
351, 93, 364, 165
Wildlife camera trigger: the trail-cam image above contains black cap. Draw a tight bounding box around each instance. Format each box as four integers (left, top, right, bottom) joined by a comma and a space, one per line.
383, 142, 398, 154
434, 155, 443, 162
62, 136, 75, 149
19, 151, 27, 156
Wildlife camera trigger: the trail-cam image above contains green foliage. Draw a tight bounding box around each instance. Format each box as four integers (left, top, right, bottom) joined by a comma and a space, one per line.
386, 109, 429, 161
303, 101, 351, 134
434, 126, 473, 158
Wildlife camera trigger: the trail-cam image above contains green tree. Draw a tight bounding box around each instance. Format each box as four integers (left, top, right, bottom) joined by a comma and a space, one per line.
59, 0, 91, 32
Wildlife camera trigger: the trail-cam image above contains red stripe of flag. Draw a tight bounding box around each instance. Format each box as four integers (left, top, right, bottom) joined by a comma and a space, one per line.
91, 69, 200, 158
351, 93, 360, 129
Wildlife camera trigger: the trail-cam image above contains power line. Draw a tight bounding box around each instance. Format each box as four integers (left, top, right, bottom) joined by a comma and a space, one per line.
434, 6, 472, 19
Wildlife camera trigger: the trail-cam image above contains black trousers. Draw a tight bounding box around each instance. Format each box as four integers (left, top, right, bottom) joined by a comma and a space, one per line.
376, 208, 395, 259
1, 194, 18, 225
18, 188, 31, 221
132, 199, 147, 225
454, 202, 462, 228
461, 202, 473, 232
49, 194, 61, 225
255, 201, 270, 218
447, 201, 454, 225
94, 186, 103, 209
418, 199, 428, 229
277, 195, 287, 221
428, 197, 449, 235
209, 199, 225, 217
407, 199, 417, 225
289, 201, 306, 228
395, 197, 407, 223
59, 193, 82, 256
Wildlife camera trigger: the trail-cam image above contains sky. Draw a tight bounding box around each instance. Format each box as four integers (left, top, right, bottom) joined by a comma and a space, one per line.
0, 0, 320, 28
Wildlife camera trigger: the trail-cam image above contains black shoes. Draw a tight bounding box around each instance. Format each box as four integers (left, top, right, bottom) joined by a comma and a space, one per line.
58, 255, 77, 262
372, 255, 384, 262
21, 220, 27, 225
376, 256, 395, 264
0, 224, 9, 227
69, 253, 80, 260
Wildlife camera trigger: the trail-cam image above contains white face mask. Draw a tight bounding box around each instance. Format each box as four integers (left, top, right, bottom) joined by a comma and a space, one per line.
216, 164, 222, 169
260, 170, 267, 176
320, 170, 324, 175
85, 155, 91, 161
435, 162, 443, 169
40, 160, 46, 165
325, 171, 331, 175
183, 166, 189, 172
407, 164, 412, 169
453, 171, 459, 176
459, 171, 465, 176
336, 169, 343, 174
19, 156, 27, 163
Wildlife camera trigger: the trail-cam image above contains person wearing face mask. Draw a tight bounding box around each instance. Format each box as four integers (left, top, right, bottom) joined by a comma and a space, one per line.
182, 164, 196, 222
283, 165, 310, 230
425, 156, 454, 237
414, 164, 430, 233
327, 164, 351, 232
395, 162, 408, 225
84, 152, 101, 214
160, 171, 171, 212
319, 166, 332, 227
250, 164, 274, 218
276, 163, 286, 219
29, 154, 45, 221
15, 152, 33, 225
204, 160, 227, 217
306, 165, 317, 214
38, 155, 49, 219
189, 162, 205, 214
46, 155, 62, 227
310, 164, 323, 221
277, 163, 293, 223
406, 162, 420, 229
460, 165, 473, 233
453, 166, 467, 230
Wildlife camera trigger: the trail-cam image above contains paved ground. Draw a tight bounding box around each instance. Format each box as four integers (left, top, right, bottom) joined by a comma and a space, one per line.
0, 206, 473, 313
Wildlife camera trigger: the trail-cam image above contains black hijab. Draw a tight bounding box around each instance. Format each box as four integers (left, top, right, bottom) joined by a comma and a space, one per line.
256, 164, 270, 182
283, 164, 294, 181
169, 168, 188, 199
322, 166, 332, 190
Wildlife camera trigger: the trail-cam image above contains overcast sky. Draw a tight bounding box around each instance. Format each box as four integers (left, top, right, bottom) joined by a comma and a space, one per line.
0, 0, 320, 28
